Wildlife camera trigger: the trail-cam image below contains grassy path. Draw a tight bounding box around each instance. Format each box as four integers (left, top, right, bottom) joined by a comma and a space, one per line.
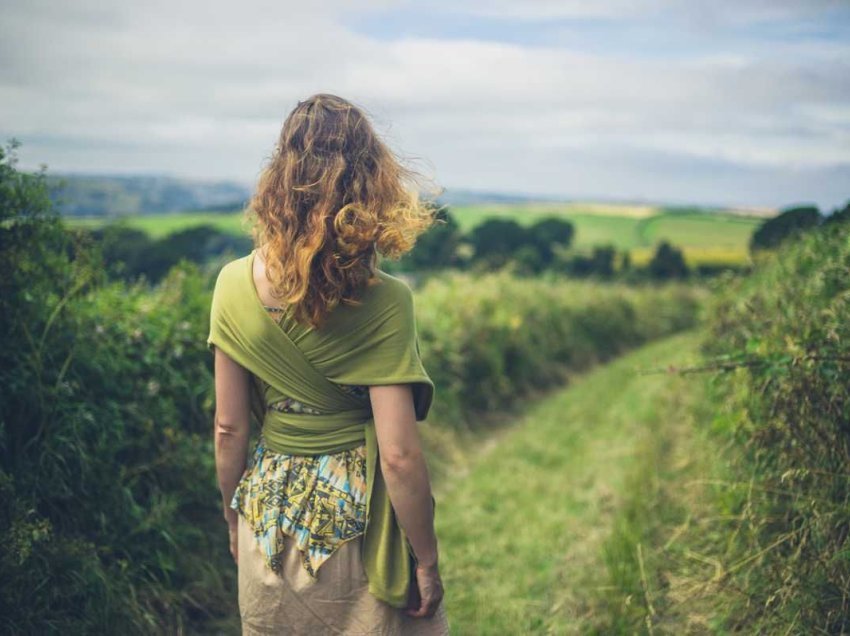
435, 330, 705, 635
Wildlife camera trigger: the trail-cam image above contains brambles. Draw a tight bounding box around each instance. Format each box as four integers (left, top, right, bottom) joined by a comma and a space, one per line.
701, 221, 850, 632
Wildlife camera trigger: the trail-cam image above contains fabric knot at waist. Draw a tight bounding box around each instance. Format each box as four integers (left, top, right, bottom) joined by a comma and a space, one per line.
261, 407, 374, 456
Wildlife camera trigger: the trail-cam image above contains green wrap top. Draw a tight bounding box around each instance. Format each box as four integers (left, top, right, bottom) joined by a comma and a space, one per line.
206, 249, 435, 608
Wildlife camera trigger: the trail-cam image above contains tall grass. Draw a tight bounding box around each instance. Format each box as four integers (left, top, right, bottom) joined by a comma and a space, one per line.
1, 261, 231, 634
697, 221, 850, 632
576, 221, 850, 634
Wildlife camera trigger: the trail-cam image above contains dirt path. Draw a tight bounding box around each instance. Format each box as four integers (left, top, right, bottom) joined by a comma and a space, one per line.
434, 330, 704, 634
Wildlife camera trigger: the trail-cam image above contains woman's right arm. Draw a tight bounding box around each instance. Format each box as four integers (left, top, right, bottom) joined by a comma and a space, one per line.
369, 383, 444, 618
213, 346, 252, 563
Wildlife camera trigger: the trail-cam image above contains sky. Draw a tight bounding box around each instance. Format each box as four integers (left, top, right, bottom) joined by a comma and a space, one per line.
2, 0, 849, 209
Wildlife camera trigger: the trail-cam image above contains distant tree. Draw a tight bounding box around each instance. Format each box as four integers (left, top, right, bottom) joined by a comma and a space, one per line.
695, 262, 747, 277
86, 223, 154, 279
591, 245, 617, 278
527, 217, 575, 266
469, 218, 529, 269
512, 245, 545, 275
568, 245, 617, 278
142, 225, 250, 281
84, 223, 251, 282
648, 241, 689, 279
750, 205, 822, 251
403, 206, 463, 270
823, 201, 850, 227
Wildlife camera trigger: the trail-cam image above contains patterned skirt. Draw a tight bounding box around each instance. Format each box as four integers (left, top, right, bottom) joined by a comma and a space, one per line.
232, 436, 450, 634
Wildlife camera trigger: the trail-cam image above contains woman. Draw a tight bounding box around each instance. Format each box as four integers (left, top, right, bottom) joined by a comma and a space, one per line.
206, 94, 449, 634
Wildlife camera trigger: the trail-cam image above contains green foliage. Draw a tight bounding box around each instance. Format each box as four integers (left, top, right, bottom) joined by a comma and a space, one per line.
0, 142, 234, 633
415, 271, 705, 426
648, 240, 689, 279
468, 217, 529, 268
82, 222, 252, 283
526, 217, 575, 267
0, 140, 77, 332
567, 244, 618, 278
467, 216, 575, 271
749, 205, 822, 252
400, 207, 465, 270
824, 200, 850, 227
701, 221, 850, 632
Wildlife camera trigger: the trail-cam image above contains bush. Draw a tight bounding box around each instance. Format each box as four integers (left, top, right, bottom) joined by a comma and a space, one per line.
0, 142, 234, 633
749, 205, 822, 252
701, 221, 850, 632
566, 245, 618, 278
824, 201, 850, 227
468, 218, 529, 269
400, 207, 464, 271
526, 217, 574, 267
648, 240, 689, 279
466, 216, 575, 272
416, 271, 706, 425
81, 222, 252, 283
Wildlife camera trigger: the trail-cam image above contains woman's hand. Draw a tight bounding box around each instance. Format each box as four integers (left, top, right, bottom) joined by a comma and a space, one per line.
406, 563, 444, 618
227, 516, 239, 564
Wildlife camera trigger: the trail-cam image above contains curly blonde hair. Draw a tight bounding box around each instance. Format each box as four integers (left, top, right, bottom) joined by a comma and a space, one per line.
246, 93, 437, 329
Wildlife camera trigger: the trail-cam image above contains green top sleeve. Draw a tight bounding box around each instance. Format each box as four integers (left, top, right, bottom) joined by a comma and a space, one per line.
338, 276, 435, 421
206, 265, 227, 352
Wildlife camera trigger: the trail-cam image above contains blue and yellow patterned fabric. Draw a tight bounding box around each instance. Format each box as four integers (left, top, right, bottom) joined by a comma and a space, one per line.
231, 305, 371, 577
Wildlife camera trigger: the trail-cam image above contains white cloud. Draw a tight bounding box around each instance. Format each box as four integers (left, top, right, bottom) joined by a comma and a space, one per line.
1, 0, 848, 207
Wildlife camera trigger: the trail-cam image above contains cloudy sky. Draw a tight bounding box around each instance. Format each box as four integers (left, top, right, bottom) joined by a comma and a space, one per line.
2, 0, 849, 208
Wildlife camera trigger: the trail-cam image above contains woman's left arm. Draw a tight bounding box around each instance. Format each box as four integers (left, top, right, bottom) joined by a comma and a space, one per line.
212, 346, 252, 561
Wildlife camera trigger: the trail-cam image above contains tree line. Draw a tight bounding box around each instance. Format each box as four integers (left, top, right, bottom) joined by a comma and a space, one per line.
81, 210, 694, 285
70, 182, 849, 286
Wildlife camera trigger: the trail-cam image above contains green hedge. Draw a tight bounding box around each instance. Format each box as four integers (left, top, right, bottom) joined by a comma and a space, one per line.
701, 222, 850, 632
416, 271, 705, 425
0, 262, 228, 634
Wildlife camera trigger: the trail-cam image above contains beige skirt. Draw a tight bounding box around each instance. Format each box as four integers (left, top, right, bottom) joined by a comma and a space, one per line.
237, 516, 450, 635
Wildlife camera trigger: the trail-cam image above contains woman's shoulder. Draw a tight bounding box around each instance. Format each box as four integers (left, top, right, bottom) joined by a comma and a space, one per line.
221, 252, 252, 274
212, 252, 252, 289
365, 269, 414, 303
323, 270, 413, 330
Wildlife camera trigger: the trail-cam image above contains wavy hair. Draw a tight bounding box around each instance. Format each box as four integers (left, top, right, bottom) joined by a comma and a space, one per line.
246, 93, 438, 329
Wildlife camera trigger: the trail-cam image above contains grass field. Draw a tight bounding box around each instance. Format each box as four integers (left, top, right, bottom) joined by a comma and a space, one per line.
434, 330, 708, 634
68, 211, 252, 239
66, 202, 766, 266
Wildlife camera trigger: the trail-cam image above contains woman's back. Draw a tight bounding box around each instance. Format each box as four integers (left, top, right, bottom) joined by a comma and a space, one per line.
208, 93, 447, 634
217, 249, 448, 633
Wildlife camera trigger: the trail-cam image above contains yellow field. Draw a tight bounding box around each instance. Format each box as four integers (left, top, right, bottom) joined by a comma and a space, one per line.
629, 245, 753, 268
